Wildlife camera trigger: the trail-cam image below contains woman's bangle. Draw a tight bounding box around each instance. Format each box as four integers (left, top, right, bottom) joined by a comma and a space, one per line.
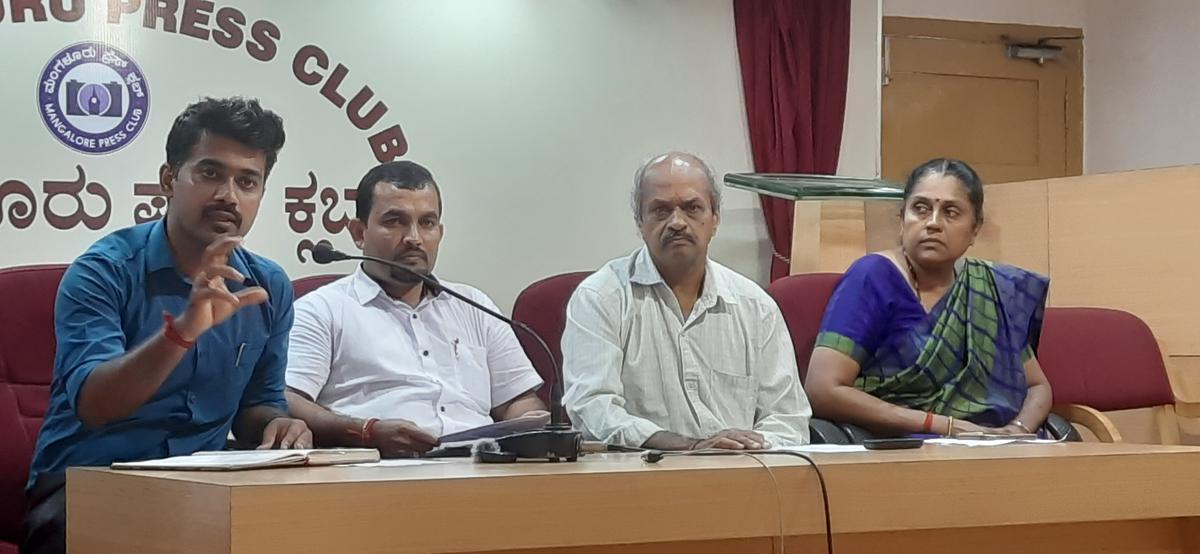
1013, 419, 1033, 434
946, 416, 956, 437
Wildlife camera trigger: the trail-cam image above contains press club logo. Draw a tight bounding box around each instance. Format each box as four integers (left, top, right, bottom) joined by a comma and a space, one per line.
37, 41, 150, 155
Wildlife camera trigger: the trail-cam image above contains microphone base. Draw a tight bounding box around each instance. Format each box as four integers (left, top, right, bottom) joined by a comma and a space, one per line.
483, 427, 584, 463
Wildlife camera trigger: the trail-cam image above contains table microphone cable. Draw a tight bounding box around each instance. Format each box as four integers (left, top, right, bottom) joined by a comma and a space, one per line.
641, 449, 833, 554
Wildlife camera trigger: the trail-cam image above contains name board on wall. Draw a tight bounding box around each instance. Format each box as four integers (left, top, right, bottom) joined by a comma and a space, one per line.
1, 1, 765, 311
1, 0, 410, 269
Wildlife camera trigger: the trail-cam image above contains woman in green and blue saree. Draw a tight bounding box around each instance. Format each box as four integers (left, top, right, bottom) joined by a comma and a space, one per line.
805, 158, 1052, 437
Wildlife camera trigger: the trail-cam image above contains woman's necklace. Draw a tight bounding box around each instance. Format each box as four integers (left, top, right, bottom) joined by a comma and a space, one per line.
904, 252, 960, 302
904, 252, 921, 296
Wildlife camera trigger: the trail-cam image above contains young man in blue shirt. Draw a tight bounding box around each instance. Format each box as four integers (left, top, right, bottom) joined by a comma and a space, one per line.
22, 97, 311, 554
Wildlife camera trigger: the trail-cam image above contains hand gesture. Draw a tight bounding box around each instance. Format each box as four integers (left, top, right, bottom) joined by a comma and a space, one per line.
175, 237, 269, 340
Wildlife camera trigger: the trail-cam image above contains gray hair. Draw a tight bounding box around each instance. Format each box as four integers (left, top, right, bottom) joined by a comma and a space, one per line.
630, 151, 722, 223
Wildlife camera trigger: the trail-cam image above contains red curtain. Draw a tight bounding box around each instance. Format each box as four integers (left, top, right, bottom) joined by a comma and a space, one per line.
733, 0, 852, 281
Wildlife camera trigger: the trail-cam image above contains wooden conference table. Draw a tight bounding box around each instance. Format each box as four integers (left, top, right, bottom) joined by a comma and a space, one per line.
68, 442, 1200, 553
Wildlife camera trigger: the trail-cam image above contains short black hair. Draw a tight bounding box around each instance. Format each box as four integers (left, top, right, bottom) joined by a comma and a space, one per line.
165, 97, 286, 176
903, 158, 985, 225
355, 161, 442, 221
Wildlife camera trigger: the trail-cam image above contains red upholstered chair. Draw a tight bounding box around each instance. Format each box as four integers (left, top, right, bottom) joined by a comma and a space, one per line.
766, 273, 842, 383
0, 265, 68, 552
511, 272, 592, 405
292, 274, 343, 299
1038, 307, 1197, 443
766, 273, 855, 443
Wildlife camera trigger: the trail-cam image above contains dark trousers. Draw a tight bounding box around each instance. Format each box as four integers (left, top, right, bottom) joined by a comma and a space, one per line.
21, 474, 66, 554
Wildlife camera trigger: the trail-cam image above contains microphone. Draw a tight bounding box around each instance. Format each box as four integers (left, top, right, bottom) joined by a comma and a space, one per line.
309, 240, 582, 462
311, 242, 350, 264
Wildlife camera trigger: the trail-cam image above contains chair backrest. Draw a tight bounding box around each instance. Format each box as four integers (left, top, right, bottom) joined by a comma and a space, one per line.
292, 274, 344, 299
766, 273, 843, 383
0, 265, 66, 544
1038, 307, 1175, 411
510, 272, 592, 404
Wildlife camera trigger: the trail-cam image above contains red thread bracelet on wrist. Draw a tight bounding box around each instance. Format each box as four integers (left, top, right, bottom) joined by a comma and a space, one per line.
922, 411, 935, 433
162, 312, 195, 350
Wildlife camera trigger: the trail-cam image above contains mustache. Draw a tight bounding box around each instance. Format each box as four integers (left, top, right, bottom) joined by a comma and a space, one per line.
203, 204, 242, 227
662, 230, 695, 245
393, 248, 428, 262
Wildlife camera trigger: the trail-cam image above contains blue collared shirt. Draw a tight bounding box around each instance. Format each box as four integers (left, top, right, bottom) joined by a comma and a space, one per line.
28, 219, 293, 487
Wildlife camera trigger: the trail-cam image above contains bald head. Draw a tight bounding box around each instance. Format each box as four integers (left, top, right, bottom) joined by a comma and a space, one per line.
631, 152, 721, 223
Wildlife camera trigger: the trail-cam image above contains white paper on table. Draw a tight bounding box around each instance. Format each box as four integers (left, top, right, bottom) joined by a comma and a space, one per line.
925, 438, 1061, 447
773, 444, 869, 454
340, 459, 447, 467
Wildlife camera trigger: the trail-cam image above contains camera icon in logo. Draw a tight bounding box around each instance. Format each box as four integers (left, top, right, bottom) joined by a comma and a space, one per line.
64, 79, 123, 117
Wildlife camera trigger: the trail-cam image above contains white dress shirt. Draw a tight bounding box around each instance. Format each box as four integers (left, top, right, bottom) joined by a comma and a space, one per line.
286, 267, 543, 437
562, 247, 811, 448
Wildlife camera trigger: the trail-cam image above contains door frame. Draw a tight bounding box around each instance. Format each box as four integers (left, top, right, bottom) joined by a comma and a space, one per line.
883, 17, 1084, 177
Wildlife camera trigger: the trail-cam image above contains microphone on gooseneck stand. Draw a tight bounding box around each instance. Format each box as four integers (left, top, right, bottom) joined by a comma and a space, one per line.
310, 240, 583, 462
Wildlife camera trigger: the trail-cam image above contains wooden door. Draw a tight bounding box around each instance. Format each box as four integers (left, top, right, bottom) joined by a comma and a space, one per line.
882, 17, 1083, 184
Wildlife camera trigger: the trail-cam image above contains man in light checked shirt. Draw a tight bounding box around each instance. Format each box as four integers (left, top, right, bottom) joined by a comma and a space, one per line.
562, 152, 812, 450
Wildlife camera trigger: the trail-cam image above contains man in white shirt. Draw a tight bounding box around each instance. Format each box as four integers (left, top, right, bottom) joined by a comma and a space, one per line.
562, 152, 811, 450
285, 161, 545, 457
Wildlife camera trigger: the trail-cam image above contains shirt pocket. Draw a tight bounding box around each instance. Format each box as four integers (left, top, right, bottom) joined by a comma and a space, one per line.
191, 341, 267, 424
454, 344, 493, 413
705, 368, 757, 430
225, 342, 268, 397
234, 341, 267, 373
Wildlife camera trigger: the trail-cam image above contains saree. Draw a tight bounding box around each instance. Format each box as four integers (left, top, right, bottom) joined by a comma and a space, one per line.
815, 254, 1049, 427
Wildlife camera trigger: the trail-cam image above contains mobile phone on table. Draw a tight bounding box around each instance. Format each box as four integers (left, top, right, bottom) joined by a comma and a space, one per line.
863, 438, 925, 450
